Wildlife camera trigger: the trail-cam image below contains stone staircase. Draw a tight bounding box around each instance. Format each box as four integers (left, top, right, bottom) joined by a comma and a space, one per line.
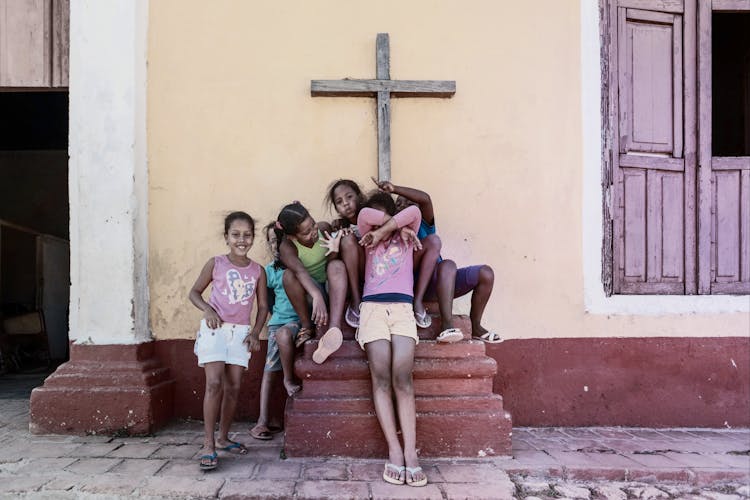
284, 312, 512, 458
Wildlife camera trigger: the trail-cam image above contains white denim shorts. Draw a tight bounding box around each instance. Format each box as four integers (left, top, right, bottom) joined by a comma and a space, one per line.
194, 319, 251, 369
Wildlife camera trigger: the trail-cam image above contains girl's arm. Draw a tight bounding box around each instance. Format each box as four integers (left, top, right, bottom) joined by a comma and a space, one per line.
371, 177, 435, 225
279, 237, 329, 327
188, 258, 222, 329
245, 267, 268, 352
358, 206, 421, 247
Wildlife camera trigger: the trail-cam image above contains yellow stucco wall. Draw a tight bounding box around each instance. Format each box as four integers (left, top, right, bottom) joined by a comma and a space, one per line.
147, 0, 749, 340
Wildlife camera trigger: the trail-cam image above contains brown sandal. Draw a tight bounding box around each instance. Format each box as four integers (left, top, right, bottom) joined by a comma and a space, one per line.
295, 327, 314, 348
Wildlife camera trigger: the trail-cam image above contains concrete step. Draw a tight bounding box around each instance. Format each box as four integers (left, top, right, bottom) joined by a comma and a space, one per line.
284, 307, 512, 458
291, 394, 506, 413
285, 397, 512, 458
301, 338, 487, 360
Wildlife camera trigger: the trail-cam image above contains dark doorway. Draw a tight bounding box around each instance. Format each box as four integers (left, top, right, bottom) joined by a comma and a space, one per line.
712, 13, 750, 156
0, 91, 69, 374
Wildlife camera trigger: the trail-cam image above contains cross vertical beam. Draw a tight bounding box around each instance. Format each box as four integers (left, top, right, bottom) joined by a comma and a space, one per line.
376, 34, 391, 180
311, 33, 455, 182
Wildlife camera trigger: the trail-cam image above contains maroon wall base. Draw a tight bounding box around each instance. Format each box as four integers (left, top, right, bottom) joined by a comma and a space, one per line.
490, 337, 750, 427
154, 339, 286, 423
93, 335, 750, 431
30, 342, 175, 435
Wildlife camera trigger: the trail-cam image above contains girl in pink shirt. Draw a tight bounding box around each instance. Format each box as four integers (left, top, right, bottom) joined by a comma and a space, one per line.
356, 191, 428, 488
188, 212, 268, 471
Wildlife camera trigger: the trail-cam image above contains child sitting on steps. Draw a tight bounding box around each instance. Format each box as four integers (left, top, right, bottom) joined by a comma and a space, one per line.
326, 179, 367, 328
274, 201, 347, 364
250, 223, 303, 441
372, 180, 502, 344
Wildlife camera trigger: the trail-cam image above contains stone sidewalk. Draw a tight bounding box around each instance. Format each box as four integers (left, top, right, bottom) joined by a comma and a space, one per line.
1, 374, 749, 499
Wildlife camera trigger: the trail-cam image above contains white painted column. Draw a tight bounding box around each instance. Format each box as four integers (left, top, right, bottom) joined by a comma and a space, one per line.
68, 0, 150, 344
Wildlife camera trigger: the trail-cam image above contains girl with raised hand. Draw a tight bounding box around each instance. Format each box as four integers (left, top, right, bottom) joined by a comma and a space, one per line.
356, 191, 428, 488
274, 201, 347, 364
325, 179, 367, 328
374, 179, 500, 344
188, 211, 268, 470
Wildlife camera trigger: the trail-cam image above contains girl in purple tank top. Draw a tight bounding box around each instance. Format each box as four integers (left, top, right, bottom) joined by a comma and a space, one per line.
189, 211, 268, 471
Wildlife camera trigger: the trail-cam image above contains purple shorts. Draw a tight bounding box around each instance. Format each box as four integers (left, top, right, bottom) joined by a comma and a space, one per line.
423, 264, 483, 302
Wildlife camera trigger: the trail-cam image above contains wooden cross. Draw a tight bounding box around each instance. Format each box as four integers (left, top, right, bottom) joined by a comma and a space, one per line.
311, 33, 455, 181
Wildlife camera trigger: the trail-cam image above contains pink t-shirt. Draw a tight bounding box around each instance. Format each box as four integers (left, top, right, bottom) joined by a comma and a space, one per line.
357, 205, 421, 301
208, 255, 261, 325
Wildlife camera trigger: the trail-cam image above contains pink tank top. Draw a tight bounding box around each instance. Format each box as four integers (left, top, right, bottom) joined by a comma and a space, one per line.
208, 255, 261, 325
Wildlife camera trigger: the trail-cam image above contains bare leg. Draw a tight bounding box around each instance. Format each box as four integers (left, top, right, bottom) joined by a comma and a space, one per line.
413, 235, 441, 318
390, 335, 424, 484
283, 271, 312, 330
216, 364, 244, 446
201, 362, 225, 458
365, 339, 404, 482
254, 369, 278, 431
469, 265, 495, 337
275, 326, 300, 396
325, 259, 347, 331
436, 259, 458, 331
340, 234, 362, 309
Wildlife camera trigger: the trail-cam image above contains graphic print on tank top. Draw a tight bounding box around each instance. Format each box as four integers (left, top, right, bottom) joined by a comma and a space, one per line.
223, 268, 257, 305
368, 235, 408, 290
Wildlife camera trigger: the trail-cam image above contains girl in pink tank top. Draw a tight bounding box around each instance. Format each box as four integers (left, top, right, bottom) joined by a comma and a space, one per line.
188, 211, 268, 471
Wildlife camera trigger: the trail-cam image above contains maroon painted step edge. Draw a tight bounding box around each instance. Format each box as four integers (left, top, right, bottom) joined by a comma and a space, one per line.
29, 342, 175, 435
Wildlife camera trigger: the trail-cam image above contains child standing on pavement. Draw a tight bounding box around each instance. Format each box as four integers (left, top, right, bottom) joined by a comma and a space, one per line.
357, 191, 428, 487
274, 201, 347, 364
325, 179, 367, 328
250, 223, 302, 441
188, 211, 269, 470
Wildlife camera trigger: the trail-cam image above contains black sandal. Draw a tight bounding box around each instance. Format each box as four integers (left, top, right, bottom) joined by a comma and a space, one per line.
295, 327, 314, 348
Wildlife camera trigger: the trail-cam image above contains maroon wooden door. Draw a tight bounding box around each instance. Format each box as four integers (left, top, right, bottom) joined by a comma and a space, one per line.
611, 0, 697, 294
698, 1, 750, 294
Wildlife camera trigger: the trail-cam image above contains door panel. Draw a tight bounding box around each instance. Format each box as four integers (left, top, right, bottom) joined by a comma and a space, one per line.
698, 3, 750, 294
0, 0, 51, 87
613, 0, 692, 294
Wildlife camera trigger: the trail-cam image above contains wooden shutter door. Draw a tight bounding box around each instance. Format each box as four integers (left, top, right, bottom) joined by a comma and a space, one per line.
611, 0, 697, 294
698, 1, 750, 294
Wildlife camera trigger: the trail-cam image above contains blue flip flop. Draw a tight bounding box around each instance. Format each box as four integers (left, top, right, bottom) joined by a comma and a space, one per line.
220, 441, 248, 454
199, 451, 218, 470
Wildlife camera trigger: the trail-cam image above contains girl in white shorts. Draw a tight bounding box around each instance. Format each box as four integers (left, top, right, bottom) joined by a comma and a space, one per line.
188, 211, 268, 471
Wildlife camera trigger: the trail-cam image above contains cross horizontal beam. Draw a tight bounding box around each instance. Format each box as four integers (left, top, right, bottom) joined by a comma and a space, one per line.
311, 79, 455, 98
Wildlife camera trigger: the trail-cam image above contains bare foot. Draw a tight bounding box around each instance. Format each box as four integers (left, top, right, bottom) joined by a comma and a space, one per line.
283, 379, 301, 397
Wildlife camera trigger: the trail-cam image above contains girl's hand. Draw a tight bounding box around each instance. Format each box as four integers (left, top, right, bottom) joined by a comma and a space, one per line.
371, 176, 394, 193
244, 333, 261, 352
359, 228, 386, 248
400, 227, 423, 251
311, 295, 328, 328
320, 230, 342, 256
203, 307, 222, 329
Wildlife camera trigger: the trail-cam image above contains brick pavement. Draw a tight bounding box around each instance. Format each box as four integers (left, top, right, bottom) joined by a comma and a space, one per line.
0, 373, 748, 499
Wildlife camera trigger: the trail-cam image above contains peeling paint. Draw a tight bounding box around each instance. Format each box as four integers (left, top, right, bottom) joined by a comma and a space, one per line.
731, 358, 738, 369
